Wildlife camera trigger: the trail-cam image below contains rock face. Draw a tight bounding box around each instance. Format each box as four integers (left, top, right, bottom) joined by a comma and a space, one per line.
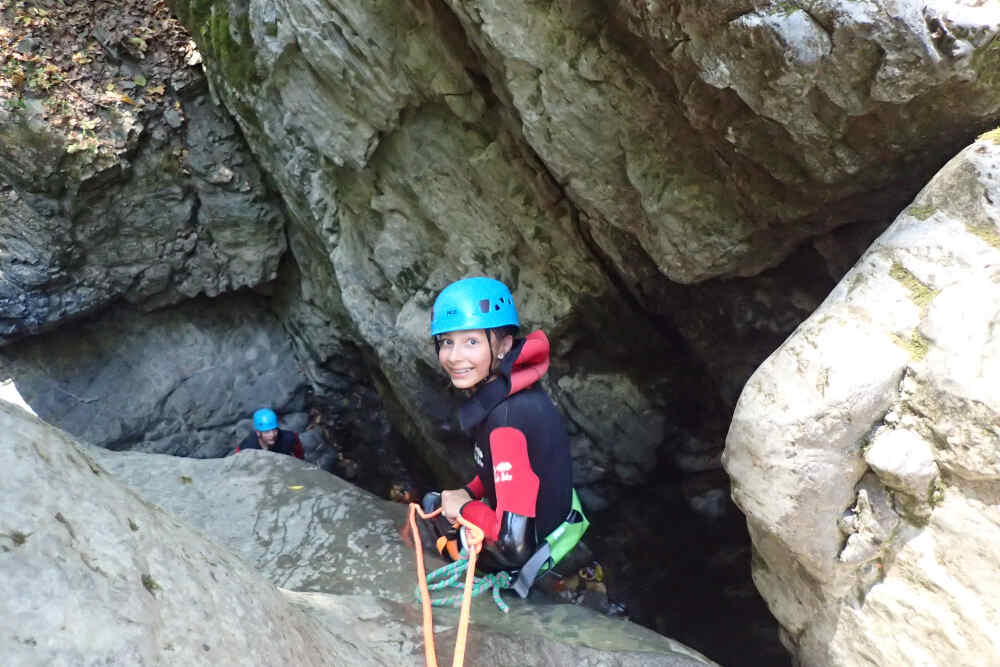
2, 0, 998, 506
0, 400, 398, 666
0, 78, 288, 343
3, 1, 1000, 660
154, 0, 1000, 486
1, 399, 716, 666
724, 132, 1000, 665
0, 293, 311, 458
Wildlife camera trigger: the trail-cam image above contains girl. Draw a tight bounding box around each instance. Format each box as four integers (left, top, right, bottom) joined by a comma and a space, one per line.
423, 277, 583, 583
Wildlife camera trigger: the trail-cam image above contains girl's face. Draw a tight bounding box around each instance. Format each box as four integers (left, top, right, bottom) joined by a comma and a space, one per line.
437, 329, 510, 390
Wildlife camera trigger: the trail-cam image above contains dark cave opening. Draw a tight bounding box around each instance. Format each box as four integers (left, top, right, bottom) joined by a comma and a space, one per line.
584, 459, 791, 667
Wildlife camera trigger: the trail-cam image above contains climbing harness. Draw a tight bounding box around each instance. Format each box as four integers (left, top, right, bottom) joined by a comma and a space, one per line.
511, 488, 589, 597
408, 503, 486, 667
407, 490, 589, 666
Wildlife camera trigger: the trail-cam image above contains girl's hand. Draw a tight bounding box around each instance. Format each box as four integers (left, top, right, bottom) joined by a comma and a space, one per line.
441, 488, 472, 522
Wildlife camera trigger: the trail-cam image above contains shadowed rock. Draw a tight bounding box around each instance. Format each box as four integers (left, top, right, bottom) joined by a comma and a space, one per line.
0, 294, 310, 458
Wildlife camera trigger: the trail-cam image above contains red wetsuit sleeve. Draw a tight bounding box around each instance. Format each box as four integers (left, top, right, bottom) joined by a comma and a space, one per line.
464, 476, 485, 499
292, 435, 304, 460
460, 427, 539, 543
489, 427, 539, 518
460, 501, 499, 542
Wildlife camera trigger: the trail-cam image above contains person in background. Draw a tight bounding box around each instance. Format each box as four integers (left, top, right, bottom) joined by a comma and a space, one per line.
235, 408, 304, 459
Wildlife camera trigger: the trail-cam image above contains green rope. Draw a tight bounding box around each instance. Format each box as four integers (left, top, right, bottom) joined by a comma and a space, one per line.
415, 553, 514, 613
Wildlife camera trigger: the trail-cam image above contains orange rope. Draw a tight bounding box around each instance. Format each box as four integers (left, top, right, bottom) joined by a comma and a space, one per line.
408, 502, 484, 667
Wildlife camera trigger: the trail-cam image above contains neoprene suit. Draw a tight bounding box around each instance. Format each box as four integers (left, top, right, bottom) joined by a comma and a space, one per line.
456, 330, 573, 569
235, 429, 304, 459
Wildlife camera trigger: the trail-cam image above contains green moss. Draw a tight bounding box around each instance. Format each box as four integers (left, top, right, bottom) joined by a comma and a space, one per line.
173, 0, 257, 89
167, 0, 263, 139
929, 477, 945, 506
905, 204, 937, 221
890, 331, 930, 361
966, 222, 1000, 250
142, 573, 161, 596
180, 475, 193, 485
889, 261, 939, 313
970, 34, 1000, 91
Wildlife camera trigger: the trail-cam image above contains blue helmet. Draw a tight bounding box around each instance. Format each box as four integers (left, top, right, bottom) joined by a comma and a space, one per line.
431, 277, 519, 336
253, 408, 278, 431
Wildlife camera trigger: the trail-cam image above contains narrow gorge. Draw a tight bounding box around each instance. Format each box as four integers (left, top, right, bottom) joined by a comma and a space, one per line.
2, 1, 999, 665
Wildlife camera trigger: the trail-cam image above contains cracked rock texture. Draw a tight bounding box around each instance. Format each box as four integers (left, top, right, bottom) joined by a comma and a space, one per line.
0, 399, 715, 666
0, 75, 287, 342
724, 132, 1000, 665
152, 0, 1000, 488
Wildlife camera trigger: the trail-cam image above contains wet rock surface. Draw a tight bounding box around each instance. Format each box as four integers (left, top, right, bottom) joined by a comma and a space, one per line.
1, 401, 401, 667
0, 400, 713, 666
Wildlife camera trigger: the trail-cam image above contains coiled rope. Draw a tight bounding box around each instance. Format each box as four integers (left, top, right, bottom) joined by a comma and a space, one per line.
420, 557, 513, 613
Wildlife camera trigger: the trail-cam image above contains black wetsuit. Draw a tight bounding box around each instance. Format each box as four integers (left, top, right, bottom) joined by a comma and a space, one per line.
235, 429, 304, 459
456, 330, 573, 569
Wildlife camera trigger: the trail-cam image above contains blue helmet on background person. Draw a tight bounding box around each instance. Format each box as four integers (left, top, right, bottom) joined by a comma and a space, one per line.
430, 277, 519, 336
253, 408, 278, 431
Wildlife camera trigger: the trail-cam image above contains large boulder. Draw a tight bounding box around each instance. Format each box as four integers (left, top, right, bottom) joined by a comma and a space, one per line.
0, 400, 398, 666
724, 130, 1000, 664
1, 398, 716, 665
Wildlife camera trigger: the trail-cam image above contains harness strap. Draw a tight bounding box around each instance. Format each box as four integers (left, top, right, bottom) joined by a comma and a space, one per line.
513, 488, 589, 597
511, 541, 551, 598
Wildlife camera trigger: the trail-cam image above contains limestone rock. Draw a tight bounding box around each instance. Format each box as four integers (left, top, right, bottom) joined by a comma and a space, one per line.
556, 372, 664, 486
0, 401, 399, 666
0, 293, 310, 459
86, 444, 716, 666
724, 132, 1000, 665
0, 82, 287, 345
153, 0, 1000, 496
0, 400, 716, 665
864, 428, 939, 501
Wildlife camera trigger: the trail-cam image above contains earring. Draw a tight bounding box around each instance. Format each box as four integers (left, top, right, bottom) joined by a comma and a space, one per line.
498, 353, 504, 359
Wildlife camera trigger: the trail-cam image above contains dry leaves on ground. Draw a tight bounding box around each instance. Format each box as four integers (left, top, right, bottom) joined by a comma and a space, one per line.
0, 0, 197, 160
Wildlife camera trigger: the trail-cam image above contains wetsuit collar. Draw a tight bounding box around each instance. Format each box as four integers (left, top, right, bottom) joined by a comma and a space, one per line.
457, 337, 525, 433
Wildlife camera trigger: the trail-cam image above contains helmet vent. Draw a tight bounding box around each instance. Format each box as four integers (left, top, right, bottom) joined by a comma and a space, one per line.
430, 277, 520, 336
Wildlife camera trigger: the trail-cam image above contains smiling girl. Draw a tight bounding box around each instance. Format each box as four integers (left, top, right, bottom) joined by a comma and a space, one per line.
422, 277, 585, 588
